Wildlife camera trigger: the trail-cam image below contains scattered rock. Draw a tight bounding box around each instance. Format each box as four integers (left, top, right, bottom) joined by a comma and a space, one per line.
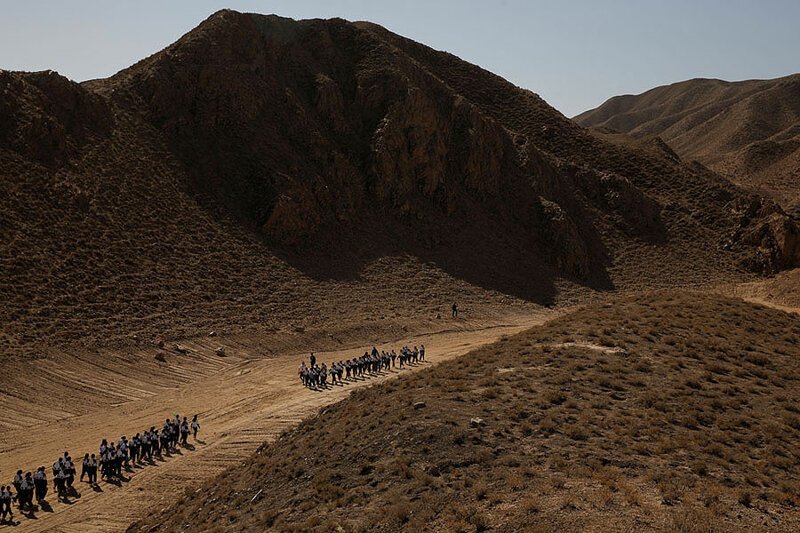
154, 353, 166, 363
216, 346, 226, 357
470, 417, 486, 428
413, 401, 426, 409
173, 344, 189, 354
209, 331, 217, 337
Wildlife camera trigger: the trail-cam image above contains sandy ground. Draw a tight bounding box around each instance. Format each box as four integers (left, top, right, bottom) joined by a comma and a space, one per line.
0, 311, 551, 532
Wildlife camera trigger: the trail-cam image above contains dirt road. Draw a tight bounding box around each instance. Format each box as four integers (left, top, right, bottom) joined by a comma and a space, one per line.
0, 312, 550, 532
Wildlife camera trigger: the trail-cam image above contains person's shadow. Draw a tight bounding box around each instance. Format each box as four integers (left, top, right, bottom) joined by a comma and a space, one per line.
195, 439, 207, 445
39, 500, 54, 513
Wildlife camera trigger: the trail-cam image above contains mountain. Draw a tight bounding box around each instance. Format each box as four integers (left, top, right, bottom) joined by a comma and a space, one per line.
574, 75, 800, 211
2, 10, 799, 361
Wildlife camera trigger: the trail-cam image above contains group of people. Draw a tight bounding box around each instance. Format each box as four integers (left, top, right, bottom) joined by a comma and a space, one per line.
298, 344, 426, 389
94, 414, 199, 484
1, 414, 200, 523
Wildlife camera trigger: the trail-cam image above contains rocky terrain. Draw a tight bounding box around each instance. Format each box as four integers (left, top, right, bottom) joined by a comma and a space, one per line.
575, 75, 800, 211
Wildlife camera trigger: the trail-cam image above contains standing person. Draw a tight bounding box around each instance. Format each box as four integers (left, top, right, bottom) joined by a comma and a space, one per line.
298, 361, 307, 385
88, 454, 98, 485
160, 425, 171, 456
191, 415, 200, 441
119, 436, 130, 471
54, 464, 67, 501
115, 445, 125, 477
140, 430, 150, 462
130, 434, 140, 465
81, 453, 90, 482
19, 473, 33, 512
106, 443, 117, 479
0, 486, 13, 523
52, 458, 63, 493
320, 363, 328, 389
64, 456, 75, 491
152, 430, 161, 458
452, 302, 458, 318
34, 467, 47, 503
180, 417, 189, 446
99, 449, 108, 481
173, 415, 181, 448
420, 344, 426, 361
161, 420, 171, 454
12, 471, 22, 499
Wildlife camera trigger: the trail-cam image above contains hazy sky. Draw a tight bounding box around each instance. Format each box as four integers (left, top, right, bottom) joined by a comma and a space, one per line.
1, 0, 798, 116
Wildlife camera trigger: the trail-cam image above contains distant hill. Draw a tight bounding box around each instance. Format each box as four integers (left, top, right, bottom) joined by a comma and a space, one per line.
2, 10, 798, 360
575, 75, 800, 210
129, 291, 800, 532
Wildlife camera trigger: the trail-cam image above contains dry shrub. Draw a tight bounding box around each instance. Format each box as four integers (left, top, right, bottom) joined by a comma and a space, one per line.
668, 505, 721, 532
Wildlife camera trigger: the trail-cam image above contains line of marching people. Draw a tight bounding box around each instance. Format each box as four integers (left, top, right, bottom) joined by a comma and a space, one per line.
298, 344, 426, 389
1, 414, 200, 524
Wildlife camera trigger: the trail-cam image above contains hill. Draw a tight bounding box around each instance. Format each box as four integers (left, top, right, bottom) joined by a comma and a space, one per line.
129, 291, 800, 532
2, 10, 799, 363
574, 75, 800, 210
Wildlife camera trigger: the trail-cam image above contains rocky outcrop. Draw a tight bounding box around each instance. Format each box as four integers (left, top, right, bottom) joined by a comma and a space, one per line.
725, 197, 800, 272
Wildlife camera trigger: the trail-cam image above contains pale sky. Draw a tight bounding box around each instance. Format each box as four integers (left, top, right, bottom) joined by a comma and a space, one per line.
1, 0, 798, 116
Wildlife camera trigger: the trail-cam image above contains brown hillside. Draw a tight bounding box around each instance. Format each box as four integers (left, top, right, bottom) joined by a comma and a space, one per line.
575, 75, 800, 209
2, 10, 799, 364
727, 268, 800, 311
130, 291, 800, 532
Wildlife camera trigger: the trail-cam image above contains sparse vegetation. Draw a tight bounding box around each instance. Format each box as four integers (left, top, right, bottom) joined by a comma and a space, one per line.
130, 291, 800, 531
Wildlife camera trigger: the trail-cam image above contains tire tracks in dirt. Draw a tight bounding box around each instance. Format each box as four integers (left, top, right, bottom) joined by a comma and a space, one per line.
0, 313, 550, 532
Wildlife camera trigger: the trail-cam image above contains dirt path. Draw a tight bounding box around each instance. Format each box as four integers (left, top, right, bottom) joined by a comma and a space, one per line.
0, 313, 550, 532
